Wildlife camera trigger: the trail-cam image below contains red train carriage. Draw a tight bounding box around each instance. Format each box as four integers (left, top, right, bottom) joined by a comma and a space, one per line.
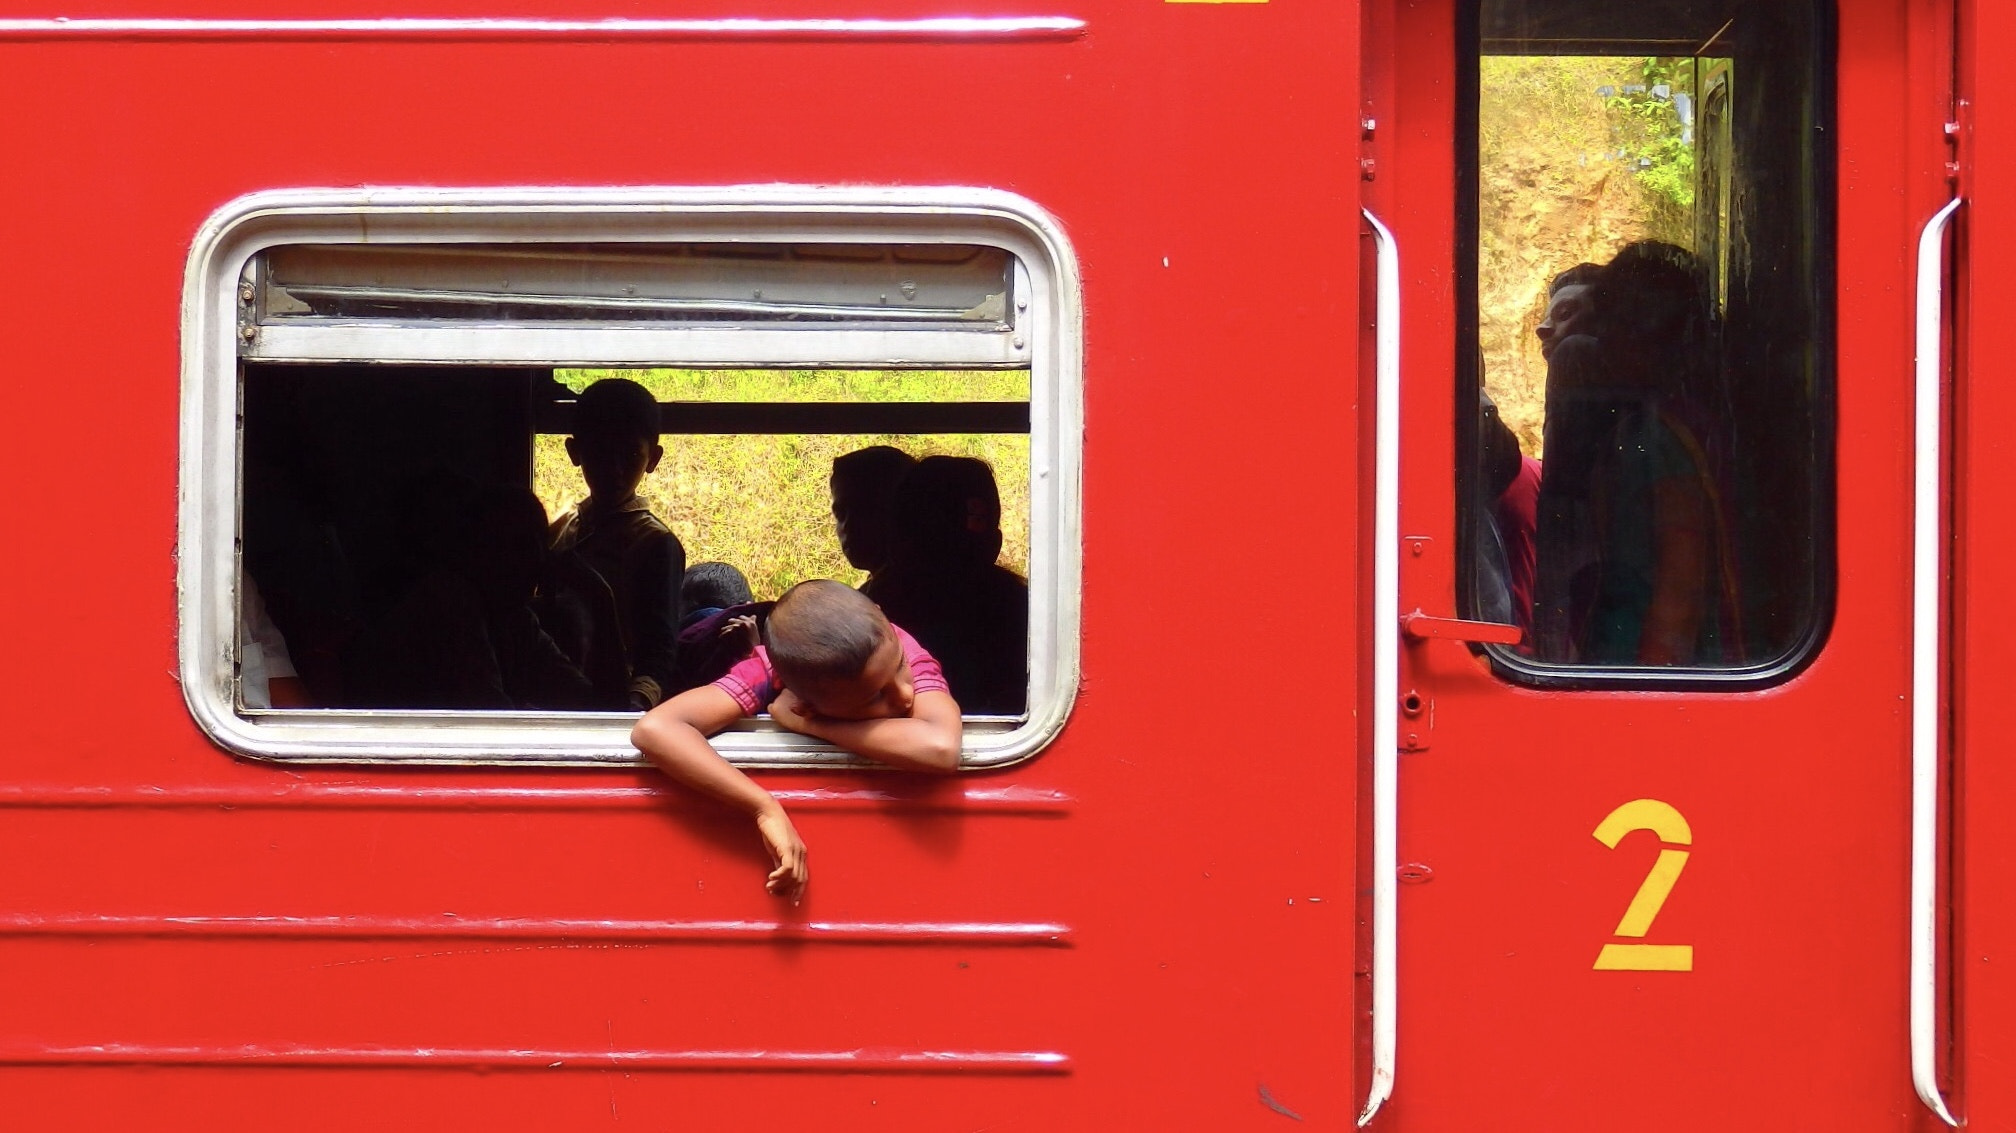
0, 0, 2010, 1128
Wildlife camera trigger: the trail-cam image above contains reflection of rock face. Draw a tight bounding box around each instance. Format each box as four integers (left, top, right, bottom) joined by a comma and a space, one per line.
1479, 56, 1691, 459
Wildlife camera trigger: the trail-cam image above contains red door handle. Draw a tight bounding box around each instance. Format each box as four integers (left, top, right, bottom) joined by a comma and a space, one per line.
1400, 611, 1523, 646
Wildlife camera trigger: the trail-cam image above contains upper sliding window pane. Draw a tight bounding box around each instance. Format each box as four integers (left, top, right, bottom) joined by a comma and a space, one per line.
1463, 0, 1831, 685
243, 240, 1032, 371
259, 243, 1015, 328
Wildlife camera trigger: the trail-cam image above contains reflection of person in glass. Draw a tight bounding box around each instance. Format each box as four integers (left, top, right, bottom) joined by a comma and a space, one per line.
1532, 243, 1738, 666
1535, 261, 1599, 363
1478, 390, 1540, 641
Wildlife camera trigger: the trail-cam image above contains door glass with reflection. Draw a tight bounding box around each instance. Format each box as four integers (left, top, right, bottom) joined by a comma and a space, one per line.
1463, 0, 1831, 683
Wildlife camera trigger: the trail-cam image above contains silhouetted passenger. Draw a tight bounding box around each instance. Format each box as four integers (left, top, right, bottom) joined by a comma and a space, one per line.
1523, 262, 1605, 652
241, 442, 359, 706
1461, 265, 1598, 645
672, 601, 771, 692
633, 579, 965, 902
681, 561, 755, 628
345, 477, 626, 709
669, 561, 763, 691
549, 379, 687, 709
830, 445, 917, 587
1531, 242, 1738, 665
865, 456, 1028, 714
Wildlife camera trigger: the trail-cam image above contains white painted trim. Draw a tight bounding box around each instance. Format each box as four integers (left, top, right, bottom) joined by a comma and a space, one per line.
1359, 207, 1400, 1129
1911, 195, 1963, 1129
180, 186, 1082, 769
0, 16, 1085, 39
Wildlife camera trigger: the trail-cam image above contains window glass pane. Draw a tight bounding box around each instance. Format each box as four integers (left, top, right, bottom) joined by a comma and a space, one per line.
1465, 0, 1828, 680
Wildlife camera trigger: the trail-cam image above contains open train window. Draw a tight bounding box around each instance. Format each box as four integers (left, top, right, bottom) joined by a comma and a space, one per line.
180, 189, 1082, 766
1460, 0, 1832, 687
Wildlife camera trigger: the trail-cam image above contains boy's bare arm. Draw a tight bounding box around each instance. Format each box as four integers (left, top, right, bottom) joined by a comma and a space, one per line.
770, 689, 964, 773
631, 686, 807, 900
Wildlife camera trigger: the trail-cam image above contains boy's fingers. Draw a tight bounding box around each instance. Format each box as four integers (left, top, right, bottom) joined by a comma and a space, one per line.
766, 862, 806, 901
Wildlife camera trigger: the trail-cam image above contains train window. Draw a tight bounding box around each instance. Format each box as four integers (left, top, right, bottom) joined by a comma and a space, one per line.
1461, 0, 1831, 686
181, 189, 1082, 766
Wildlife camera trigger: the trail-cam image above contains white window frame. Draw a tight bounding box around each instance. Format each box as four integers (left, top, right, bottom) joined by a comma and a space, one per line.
180, 186, 1082, 768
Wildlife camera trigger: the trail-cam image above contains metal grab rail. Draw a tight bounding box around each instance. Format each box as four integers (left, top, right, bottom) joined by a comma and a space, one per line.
1912, 195, 1964, 1129
1359, 207, 1401, 1127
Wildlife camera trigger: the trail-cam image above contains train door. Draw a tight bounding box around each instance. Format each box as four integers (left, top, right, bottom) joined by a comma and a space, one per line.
1360, 0, 1960, 1127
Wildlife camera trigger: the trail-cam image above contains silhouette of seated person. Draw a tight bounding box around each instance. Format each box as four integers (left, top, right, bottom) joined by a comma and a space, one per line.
682, 561, 755, 628
241, 425, 360, 707
668, 561, 767, 692
547, 378, 687, 710
1474, 266, 1595, 645
863, 456, 1029, 714
344, 475, 627, 709
829, 445, 917, 592
1531, 242, 1735, 666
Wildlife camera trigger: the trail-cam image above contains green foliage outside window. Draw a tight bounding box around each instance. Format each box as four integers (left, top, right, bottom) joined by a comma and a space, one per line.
1605, 58, 1698, 219
1478, 55, 1709, 457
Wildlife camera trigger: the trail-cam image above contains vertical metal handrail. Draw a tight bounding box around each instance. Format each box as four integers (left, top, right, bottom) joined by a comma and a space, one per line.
1359, 207, 1401, 1127
1912, 194, 1964, 1129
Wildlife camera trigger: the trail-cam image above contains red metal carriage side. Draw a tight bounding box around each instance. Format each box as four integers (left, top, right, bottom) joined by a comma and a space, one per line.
3, 0, 2014, 1128
0, 2, 1360, 1127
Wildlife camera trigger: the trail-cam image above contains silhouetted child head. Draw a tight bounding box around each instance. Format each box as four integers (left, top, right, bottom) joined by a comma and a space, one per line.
470, 485, 553, 606
891, 455, 1003, 569
765, 579, 915, 720
566, 378, 664, 501
829, 445, 917, 573
682, 561, 754, 613
406, 473, 550, 608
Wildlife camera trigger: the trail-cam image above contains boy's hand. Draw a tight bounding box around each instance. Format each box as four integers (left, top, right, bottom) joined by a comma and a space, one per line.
767, 688, 820, 737
755, 806, 807, 902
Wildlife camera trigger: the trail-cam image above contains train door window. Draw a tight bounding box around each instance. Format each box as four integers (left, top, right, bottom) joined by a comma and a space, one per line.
1461, 0, 1831, 686
181, 189, 1082, 766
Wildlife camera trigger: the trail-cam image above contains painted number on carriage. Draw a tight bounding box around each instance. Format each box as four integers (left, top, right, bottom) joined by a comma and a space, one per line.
1592, 799, 1694, 972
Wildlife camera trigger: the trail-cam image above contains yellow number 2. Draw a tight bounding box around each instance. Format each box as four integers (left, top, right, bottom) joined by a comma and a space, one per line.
1591, 799, 1693, 972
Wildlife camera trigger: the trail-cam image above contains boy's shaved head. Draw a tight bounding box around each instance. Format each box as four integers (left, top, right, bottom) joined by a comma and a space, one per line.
766, 580, 891, 688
